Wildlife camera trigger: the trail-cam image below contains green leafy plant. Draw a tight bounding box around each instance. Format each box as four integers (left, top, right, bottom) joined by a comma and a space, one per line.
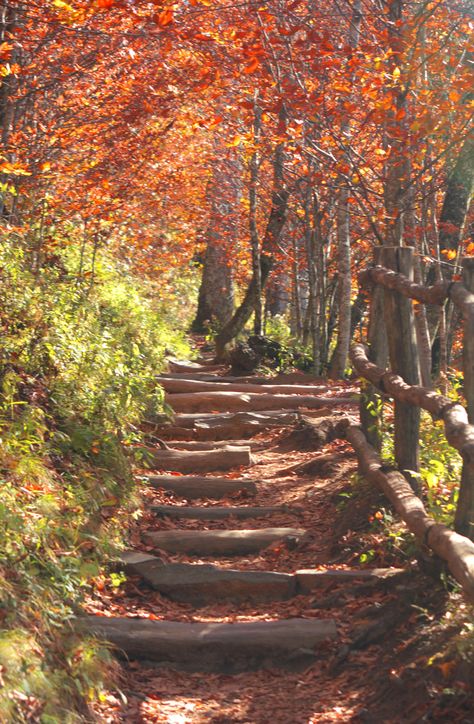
419, 414, 462, 525
0, 231, 192, 720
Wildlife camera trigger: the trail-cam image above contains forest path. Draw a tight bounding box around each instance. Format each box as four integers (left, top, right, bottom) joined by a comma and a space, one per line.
90, 358, 453, 723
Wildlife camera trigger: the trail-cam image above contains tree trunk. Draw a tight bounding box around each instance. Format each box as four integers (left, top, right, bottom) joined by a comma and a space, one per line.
192, 233, 234, 332
192, 143, 239, 332
266, 265, 290, 318
439, 133, 474, 253
329, 184, 352, 378
383, 0, 408, 247
0, 3, 19, 219
215, 106, 289, 358
249, 92, 263, 334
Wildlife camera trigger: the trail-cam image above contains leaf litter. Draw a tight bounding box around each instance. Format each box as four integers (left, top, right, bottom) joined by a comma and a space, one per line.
89, 385, 474, 723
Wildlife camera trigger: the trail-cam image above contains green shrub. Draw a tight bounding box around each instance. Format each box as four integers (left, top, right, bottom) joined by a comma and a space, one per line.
0, 231, 191, 720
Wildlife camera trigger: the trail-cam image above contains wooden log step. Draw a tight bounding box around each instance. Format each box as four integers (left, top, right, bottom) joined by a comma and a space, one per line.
151, 504, 294, 520
170, 410, 302, 428
83, 616, 338, 672
160, 372, 324, 385
167, 358, 225, 373
118, 552, 295, 604
158, 440, 263, 451
166, 391, 357, 414
159, 377, 328, 396
144, 527, 308, 556
158, 410, 306, 441
146, 474, 258, 499
146, 446, 254, 473
118, 553, 404, 602
295, 568, 406, 593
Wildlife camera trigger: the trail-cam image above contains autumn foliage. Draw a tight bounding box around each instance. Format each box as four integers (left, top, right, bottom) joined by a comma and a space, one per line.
1, 0, 471, 277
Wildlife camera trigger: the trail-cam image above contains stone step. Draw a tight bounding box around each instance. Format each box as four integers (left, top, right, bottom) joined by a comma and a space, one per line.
83, 616, 338, 672
151, 504, 294, 520
119, 552, 295, 604
146, 474, 258, 499
144, 527, 308, 556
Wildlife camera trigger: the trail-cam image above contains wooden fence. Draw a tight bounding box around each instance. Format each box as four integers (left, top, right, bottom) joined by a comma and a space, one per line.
347, 248, 474, 600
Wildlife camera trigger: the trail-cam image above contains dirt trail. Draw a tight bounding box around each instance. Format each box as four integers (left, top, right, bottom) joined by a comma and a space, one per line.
89, 362, 471, 723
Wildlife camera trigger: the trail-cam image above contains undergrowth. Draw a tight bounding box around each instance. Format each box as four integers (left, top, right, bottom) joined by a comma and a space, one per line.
0, 232, 191, 721
347, 380, 465, 570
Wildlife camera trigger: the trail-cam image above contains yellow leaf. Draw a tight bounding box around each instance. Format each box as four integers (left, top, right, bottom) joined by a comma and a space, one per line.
0, 161, 32, 176
441, 249, 457, 260
53, 0, 76, 12
226, 135, 243, 147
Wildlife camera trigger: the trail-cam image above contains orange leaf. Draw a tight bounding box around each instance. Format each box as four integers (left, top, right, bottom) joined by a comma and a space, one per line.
193, 33, 214, 41
244, 57, 259, 74
208, 115, 224, 128
158, 8, 174, 26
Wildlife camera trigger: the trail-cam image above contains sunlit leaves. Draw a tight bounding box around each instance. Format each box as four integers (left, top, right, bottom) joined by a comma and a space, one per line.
0, 162, 31, 176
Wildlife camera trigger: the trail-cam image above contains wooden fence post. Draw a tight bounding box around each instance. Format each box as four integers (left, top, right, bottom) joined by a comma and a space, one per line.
380, 246, 421, 493
360, 248, 387, 450
462, 257, 474, 424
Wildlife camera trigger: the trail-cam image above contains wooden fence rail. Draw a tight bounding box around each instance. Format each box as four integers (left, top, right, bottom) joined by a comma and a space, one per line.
354, 251, 474, 543
346, 425, 474, 602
